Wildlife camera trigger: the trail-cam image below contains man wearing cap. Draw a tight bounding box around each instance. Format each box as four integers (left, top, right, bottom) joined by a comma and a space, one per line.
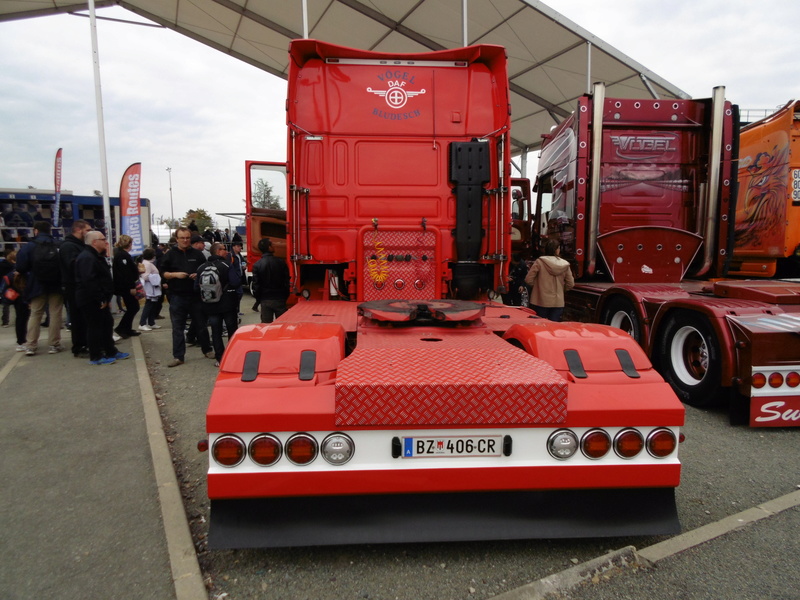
160, 226, 212, 367
192, 234, 211, 259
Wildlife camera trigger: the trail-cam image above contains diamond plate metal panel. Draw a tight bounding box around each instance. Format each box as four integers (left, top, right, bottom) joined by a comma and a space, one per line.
362, 230, 437, 301
335, 330, 567, 426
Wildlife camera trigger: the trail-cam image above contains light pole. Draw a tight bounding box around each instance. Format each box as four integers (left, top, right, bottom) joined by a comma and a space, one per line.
166, 167, 174, 226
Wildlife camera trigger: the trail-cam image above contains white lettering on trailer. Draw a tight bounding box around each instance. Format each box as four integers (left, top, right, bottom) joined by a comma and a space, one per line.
754, 401, 800, 423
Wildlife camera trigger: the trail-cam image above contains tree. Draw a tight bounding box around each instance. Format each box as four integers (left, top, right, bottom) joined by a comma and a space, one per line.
252, 178, 283, 209
158, 215, 179, 229
182, 208, 214, 233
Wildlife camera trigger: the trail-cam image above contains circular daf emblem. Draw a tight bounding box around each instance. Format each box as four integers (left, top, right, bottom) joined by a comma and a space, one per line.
386, 87, 407, 108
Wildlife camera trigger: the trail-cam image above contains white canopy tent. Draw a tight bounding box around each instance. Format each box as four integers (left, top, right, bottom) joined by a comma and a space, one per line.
0, 0, 687, 159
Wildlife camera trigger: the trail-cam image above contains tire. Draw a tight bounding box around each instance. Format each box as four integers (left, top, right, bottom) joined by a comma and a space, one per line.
601, 296, 642, 343
654, 310, 723, 408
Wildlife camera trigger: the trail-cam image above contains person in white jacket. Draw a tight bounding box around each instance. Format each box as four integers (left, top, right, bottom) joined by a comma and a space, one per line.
137, 248, 163, 331
524, 238, 575, 321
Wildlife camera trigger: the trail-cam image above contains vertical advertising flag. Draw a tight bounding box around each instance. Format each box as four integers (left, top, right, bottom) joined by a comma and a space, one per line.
53, 148, 63, 226
120, 162, 144, 255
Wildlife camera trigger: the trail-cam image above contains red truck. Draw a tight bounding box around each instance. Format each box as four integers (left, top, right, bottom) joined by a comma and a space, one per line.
202, 41, 685, 548
533, 84, 800, 427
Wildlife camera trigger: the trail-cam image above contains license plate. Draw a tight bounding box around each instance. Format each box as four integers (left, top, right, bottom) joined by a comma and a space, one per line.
401, 436, 503, 458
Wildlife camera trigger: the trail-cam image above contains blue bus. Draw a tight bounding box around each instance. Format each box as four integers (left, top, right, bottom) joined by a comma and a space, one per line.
1, 188, 152, 254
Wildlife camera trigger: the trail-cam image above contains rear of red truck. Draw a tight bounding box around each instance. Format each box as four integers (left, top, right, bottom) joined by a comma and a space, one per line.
203, 41, 685, 548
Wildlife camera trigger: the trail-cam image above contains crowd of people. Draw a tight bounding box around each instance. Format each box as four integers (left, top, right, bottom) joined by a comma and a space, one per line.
0, 220, 291, 368
0, 216, 575, 371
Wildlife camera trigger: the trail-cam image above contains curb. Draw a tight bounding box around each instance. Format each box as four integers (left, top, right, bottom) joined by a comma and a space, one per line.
490, 546, 646, 600
0, 350, 22, 385
133, 337, 208, 600
490, 489, 800, 600
638, 489, 800, 563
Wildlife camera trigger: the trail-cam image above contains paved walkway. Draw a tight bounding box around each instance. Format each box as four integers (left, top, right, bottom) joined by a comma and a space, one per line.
0, 321, 204, 600
1, 313, 797, 600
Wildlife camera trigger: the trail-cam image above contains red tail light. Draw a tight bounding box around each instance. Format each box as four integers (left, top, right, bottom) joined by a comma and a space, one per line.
614, 429, 644, 459
212, 435, 246, 467
786, 372, 800, 388
286, 433, 318, 465
249, 434, 282, 466
646, 428, 677, 458
768, 372, 784, 388
581, 429, 611, 459
752, 372, 766, 388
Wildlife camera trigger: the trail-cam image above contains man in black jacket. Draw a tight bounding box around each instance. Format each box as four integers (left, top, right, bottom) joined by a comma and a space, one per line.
59, 219, 91, 357
160, 226, 211, 367
16, 221, 64, 356
196, 243, 240, 367
251, 237, 290, 323
74, 231, 128, 365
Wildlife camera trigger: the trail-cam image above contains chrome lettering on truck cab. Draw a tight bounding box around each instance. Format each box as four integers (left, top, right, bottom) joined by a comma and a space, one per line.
610, 134, 677, 160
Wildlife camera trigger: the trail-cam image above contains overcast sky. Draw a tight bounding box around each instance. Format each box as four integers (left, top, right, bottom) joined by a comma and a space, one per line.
1, 0, 797, 225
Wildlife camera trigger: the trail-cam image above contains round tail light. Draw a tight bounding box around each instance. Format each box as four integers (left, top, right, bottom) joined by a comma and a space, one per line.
786, 372, 800, 388
614, 429, 644, 459
752, 372, 766, 388
249, 434, 282, 466
212, 434, 246, 467
321, 433, 355, 465
581, 429, 611, 459
769, 372, 784, 388
286, 433, 318, 465
547, 429, 579, 460
646, 428, 677, 458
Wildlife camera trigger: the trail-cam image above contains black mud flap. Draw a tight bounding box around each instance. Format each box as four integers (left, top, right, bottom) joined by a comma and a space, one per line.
208, 488, 679, 549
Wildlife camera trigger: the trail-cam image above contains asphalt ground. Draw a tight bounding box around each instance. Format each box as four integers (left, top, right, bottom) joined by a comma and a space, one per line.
1, 303, 798, 600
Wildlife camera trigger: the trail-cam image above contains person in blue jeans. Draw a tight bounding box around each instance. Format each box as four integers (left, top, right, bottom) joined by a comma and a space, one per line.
196, 243, 240, 367
74, 231, 129, 365
160, 226, 211, 367
138, 247, 163, 331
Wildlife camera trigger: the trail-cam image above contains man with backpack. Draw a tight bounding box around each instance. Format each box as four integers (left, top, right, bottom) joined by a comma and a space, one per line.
196, 242, 240, 367
15, 221, 64, 356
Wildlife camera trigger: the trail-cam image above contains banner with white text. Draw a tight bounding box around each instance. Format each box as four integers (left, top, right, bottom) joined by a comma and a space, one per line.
120, 162, 144, 255
53, 148, 63, 227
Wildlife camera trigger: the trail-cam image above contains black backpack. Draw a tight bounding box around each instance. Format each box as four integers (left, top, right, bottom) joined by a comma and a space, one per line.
32, 240, 61, 284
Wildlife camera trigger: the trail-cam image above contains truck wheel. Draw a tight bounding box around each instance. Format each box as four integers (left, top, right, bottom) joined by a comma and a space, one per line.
655, 311, 722, 408
601, 297, 642, 343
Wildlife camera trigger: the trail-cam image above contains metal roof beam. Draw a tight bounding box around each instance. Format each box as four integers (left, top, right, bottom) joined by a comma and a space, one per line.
0, 1, 116, 23
117, 0, 290, 78
210, 0, 301, 40
334, 0, 445, 51
510, 83, 570, 118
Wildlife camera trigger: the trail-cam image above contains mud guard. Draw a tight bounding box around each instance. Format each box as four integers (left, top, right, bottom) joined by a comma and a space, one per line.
209, 488, 679, 549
